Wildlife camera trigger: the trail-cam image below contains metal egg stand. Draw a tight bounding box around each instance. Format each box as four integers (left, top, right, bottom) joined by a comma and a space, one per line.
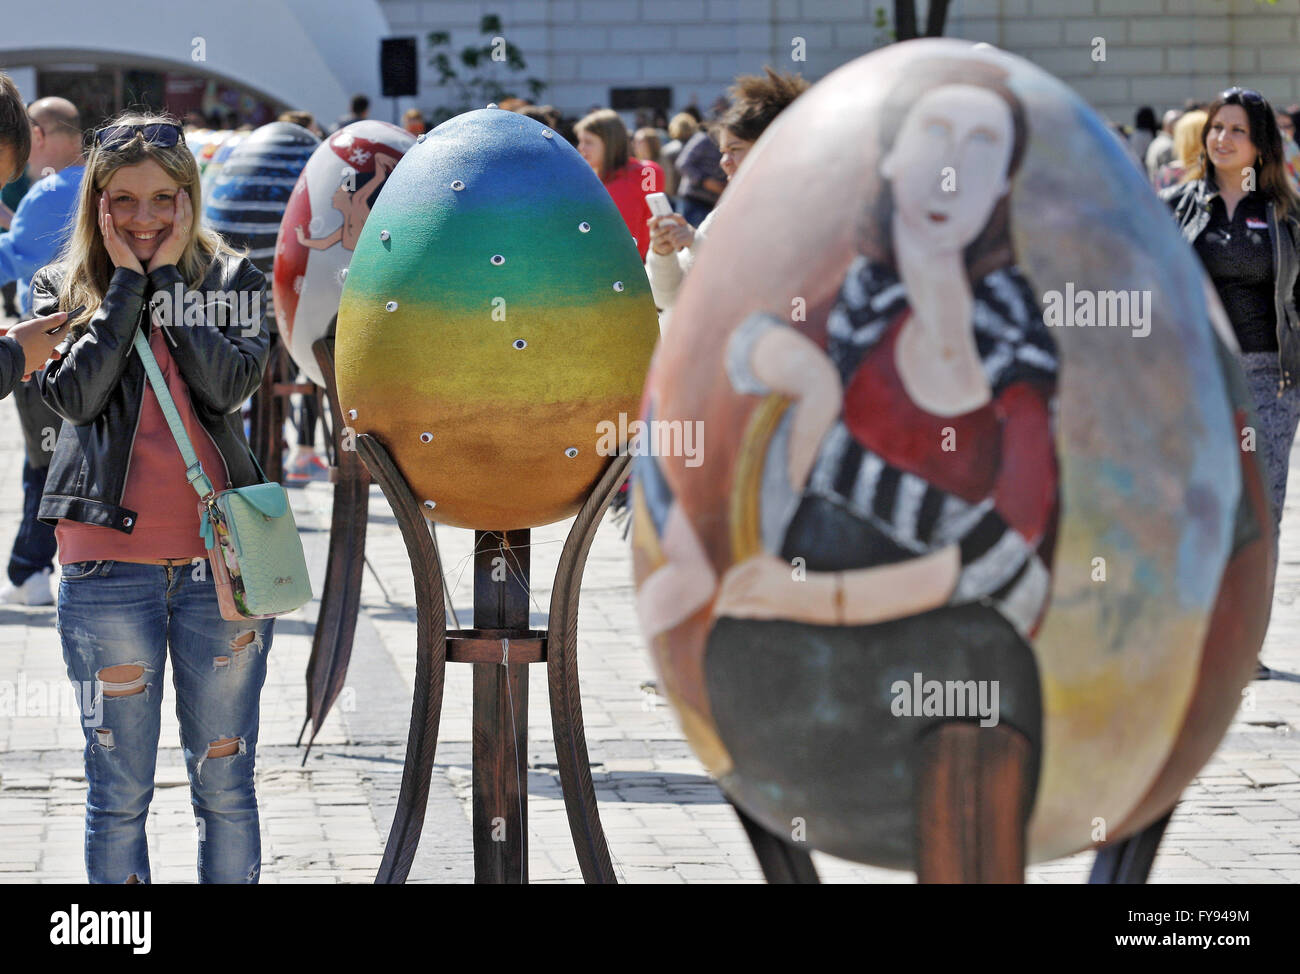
285, 331, 619, 884
350, 434, 625, 884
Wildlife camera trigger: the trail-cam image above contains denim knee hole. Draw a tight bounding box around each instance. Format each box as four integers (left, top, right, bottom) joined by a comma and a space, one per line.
214, 631, 261, 672
97, 663, 150, 699
195, 736, 246, 782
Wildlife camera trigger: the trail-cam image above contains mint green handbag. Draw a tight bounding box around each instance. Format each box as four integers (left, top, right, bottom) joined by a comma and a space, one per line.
133, 327, 312, 621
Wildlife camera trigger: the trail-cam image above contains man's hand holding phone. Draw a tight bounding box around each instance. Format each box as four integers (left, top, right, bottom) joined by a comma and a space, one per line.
1, 311, 69, 379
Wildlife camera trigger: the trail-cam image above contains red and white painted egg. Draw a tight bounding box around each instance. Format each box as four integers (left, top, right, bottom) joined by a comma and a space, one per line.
273, 120, 416, 387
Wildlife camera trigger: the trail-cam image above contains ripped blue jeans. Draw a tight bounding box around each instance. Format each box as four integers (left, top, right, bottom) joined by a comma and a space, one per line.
57, 559, 273, 884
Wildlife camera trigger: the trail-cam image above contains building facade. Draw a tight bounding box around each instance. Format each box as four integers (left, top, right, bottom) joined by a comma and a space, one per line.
379, 0, 1300, 124
2, 1, 1297, 134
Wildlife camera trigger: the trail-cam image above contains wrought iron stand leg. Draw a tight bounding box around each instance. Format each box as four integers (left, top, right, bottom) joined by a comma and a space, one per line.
732, 800, 820, 883
914, 722, 1032, 883
299, 338, 370, 759
1088, 809, 1174, 884
546, 455, 629, 883
357, 434, 449, 885
252, 333, 290, 484
472, 529, 530, 884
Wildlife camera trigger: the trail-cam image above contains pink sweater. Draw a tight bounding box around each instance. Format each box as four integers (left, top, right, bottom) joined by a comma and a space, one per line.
56, 327, 230, 563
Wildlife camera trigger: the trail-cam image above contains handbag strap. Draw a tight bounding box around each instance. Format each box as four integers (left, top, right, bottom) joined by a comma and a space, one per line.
132, 326, 216, 501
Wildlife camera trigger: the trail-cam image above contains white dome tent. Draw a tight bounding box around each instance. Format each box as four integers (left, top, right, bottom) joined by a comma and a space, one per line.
0, 0, 390, 126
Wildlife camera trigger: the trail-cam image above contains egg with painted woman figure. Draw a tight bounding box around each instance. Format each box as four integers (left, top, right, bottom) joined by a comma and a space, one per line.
631, 40, 1272, 874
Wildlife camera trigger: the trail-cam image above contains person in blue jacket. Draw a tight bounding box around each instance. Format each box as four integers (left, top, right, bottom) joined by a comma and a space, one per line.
0, 93, 81, 605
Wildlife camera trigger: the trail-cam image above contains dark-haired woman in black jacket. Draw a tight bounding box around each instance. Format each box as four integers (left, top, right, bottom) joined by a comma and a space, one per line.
1164, 87, 1300, 680
1164, 87, 1300, 547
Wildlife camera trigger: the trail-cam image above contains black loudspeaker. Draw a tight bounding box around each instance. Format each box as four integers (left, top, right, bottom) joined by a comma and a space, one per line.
381, 37, 418, 97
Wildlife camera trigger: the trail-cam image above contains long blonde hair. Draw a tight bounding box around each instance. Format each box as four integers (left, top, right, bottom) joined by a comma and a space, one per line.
56, 111, 239, 333
1174, 110, 1207, 181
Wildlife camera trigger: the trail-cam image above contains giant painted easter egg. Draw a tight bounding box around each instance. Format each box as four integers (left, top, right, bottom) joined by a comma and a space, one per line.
273, 120, 416, 387
336, 108, 660, 530
186, 129, 220, 171
203, 122, 318, 273
198, 130, 245, 203
188, 128, 235, 177
631, 39, 1271, 870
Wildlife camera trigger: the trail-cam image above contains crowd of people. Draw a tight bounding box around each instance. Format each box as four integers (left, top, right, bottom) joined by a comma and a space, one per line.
1119, 97, 1300, 195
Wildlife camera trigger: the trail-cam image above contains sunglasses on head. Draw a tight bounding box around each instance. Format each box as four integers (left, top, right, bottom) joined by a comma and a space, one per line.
94, 122, 184, 150
1221, 87, 1265, 106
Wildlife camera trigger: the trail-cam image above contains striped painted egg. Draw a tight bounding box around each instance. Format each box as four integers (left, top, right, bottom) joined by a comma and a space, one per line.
273, 120, 415, 388
631, 39, 1270, 871
336, 108, 660, 530
203, 122, 318, 273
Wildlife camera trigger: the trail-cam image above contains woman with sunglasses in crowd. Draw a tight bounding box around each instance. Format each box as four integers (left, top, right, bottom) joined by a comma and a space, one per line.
29, 113, 273, 883
1164, 88, 1300, 678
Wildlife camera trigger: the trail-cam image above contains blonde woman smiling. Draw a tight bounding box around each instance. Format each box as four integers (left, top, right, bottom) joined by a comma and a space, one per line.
30, 114, 273, 884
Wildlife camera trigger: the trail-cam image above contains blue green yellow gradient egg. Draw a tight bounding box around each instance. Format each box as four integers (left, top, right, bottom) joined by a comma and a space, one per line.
337, 109, 660, 530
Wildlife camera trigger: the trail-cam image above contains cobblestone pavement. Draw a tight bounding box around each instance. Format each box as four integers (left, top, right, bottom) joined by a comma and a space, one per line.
1, 371, 1298, 883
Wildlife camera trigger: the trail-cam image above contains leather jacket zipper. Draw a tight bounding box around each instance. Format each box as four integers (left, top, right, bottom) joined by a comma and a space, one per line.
1269, 201, 1288, 395
119, 304, 148, 513
149, 289, 180, 348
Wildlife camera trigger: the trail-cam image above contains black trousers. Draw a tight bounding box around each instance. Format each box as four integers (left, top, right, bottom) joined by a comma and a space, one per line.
8, 380, 58, 585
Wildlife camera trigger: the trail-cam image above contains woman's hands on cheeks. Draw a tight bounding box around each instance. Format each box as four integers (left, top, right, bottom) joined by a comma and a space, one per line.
147, 188, 190, 273
98, 191, 144, 276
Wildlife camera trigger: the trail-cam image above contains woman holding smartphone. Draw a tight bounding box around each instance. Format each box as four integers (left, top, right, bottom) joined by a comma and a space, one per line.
29, 113, 273, 883
646, 68, 808, 312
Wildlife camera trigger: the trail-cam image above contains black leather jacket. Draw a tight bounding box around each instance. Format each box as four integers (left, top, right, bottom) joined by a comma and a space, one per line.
29, 254, 270, 533
0, 335, 22, 400
1161, 177, 1300, 390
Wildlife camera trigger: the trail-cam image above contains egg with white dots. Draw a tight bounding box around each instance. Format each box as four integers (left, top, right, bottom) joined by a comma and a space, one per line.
336, 108, 659, 530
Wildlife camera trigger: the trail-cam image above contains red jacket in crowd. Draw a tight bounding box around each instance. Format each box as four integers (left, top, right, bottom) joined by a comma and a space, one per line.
602, 158, 664, 261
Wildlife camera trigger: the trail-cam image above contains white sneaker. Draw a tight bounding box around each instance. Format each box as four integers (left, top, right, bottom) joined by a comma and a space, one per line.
0, 569, 53, 606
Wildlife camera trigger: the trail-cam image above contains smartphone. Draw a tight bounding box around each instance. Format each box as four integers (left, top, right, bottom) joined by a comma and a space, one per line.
47, 305, 83, 334
646, 192, 673, 218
